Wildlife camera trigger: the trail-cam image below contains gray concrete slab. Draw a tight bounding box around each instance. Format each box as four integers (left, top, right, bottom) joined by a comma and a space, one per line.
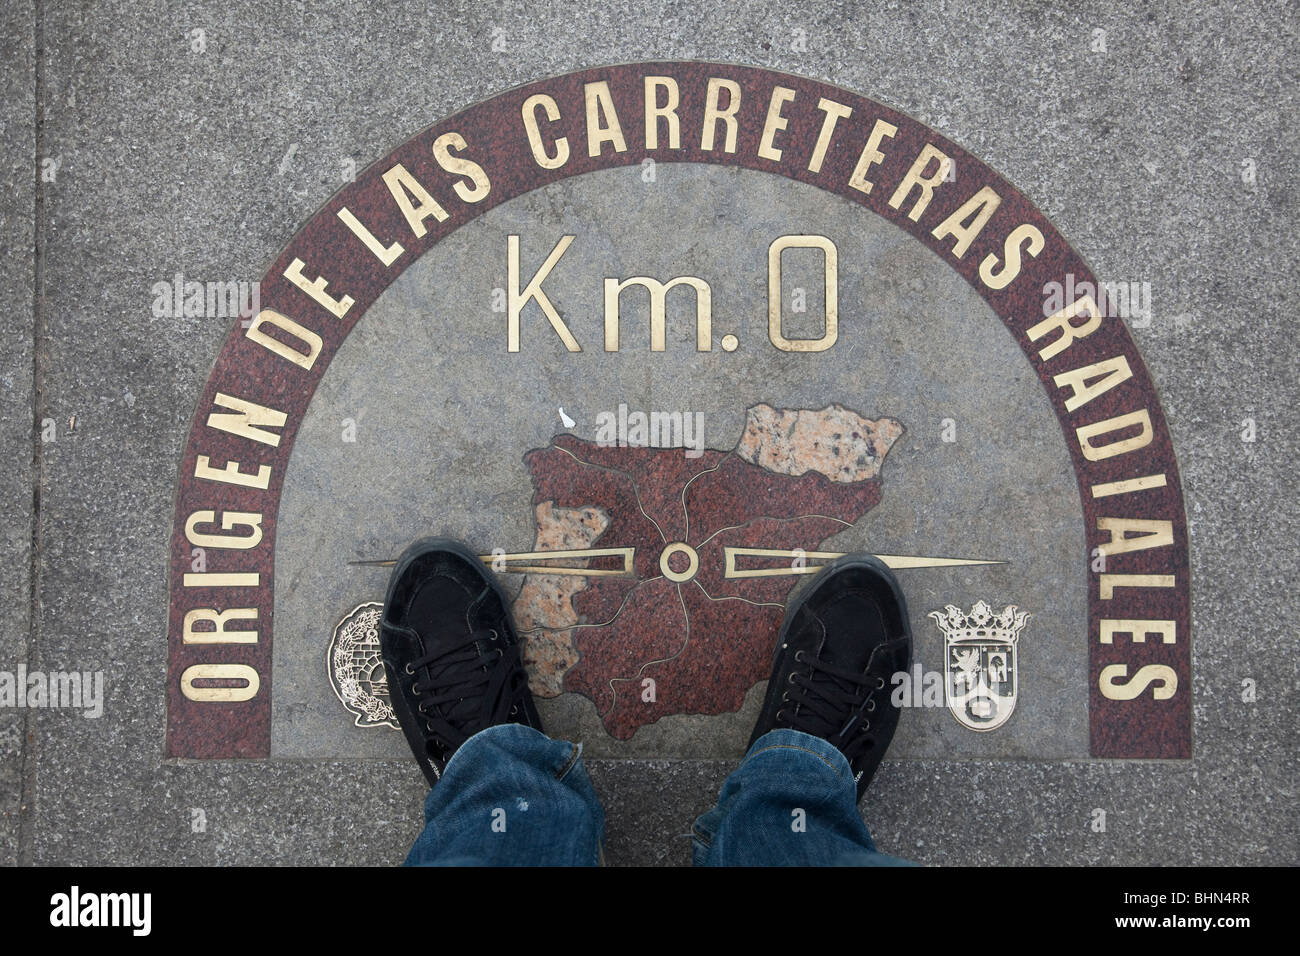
14, 0, 1299, 865
0, 0, 36, 867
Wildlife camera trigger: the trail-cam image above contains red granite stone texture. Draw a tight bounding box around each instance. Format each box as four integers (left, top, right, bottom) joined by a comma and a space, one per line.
519, 433, 887, 737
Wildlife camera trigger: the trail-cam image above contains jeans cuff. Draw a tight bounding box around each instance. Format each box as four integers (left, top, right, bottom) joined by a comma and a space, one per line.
742, 728, 855, 784
443, 721, 550, 774
443, 722, 586, 784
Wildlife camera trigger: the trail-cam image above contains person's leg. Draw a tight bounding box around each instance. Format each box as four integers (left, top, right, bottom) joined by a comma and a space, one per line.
380, 537, 604, 866
691, 728, 909, 866
405, 723, 603, 866
693, 553, 915, 866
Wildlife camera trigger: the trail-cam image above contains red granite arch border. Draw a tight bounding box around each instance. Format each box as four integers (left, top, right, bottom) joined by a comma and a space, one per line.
166, 62, 1190, 759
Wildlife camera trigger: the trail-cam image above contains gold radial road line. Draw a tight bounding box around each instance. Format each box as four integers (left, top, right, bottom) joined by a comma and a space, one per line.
723, 547, 1006, 576
349, 547, 635, 576
350, 546, 1004, 575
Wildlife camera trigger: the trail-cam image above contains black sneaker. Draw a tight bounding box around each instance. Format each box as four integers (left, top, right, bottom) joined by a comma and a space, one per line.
379, 537, 542, 785
749, 553, 911, 800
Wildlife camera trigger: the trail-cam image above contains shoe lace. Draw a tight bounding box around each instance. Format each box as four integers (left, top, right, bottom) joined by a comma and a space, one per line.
781, 651, 887, 762
407, 628, 529, 752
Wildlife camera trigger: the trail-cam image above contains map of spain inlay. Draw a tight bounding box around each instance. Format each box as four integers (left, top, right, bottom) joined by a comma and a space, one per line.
514, 403, 902, 737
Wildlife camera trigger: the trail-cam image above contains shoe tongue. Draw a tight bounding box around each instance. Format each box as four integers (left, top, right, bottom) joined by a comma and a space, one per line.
817, 592, 887, 669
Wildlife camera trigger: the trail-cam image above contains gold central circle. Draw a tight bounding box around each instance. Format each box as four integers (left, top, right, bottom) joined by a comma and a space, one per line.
659, 542, 699, 583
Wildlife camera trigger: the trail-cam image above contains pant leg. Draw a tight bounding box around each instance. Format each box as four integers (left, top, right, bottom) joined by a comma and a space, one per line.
691, 728, 913, 866
404, 723, 605, 866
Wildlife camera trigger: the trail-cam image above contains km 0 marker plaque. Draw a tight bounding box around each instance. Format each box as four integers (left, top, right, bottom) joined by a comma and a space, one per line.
166, 63, 1190, 760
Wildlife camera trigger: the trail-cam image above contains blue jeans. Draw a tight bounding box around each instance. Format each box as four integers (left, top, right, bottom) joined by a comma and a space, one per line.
405, 723, 912, 866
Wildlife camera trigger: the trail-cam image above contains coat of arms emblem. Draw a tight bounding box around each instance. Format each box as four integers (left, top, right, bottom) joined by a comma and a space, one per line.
929, 601, 1029, 732
328, 602, 398, 728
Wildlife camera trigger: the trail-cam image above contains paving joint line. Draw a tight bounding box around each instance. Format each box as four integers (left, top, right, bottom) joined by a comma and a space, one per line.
18, 0, 45, 868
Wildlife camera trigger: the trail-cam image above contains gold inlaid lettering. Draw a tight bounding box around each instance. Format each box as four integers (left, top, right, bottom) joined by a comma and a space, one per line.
768, 235, 838, 352
1053, 356, 1133, 412
185, 510, 265, 550
1090, 474, 1168, 498
181, 663, 260, 702
1099, 572, 1175, 599
194, 455, 271, 490
847, 118, 897, 195
183, 607, 258, 644
336, 207, 404, 266
584, 81, 628, 157
1077, 409, 1153, 461
604, 275, 712, 351
808, 98, 852, 174
507, 234, 580, 352
521, 93, 569, 169
644, 77, 681, 150
701, 78, 741, 153
931, 186, 1002, 258
1099, 663, 1177, 701
244, 309, 322, 369
206, 393, 287, 448
282, 257, 354, 319
887, 144, 952, 220
381, 163, 449, 239
431, 131, 491, 203
1097, 517, 1173, 557
182, 572, 261, 587
1100, 619, 1176, 645
1027, 294, 1102, 361
757, 86, 797, 162
978, 223, 1045, 290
